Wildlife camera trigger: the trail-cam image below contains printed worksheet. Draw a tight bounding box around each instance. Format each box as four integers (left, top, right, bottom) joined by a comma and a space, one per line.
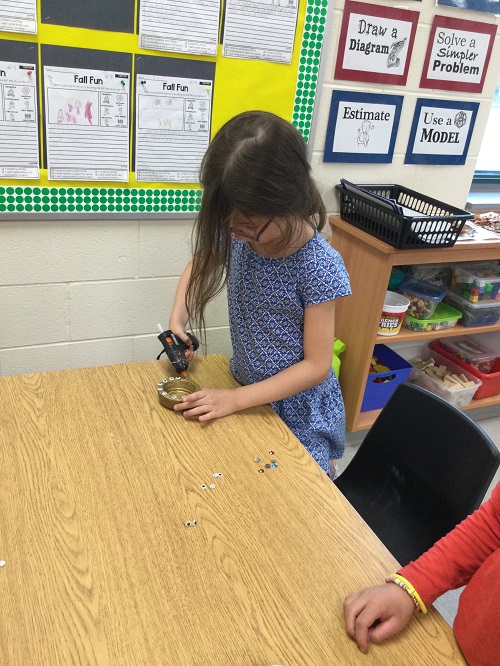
0, 60, 39, 179
223, 0, 299, 63
139, 0, 221, 56
44, 66, 130, 181
0, 0, 37, 34
135, 74, 213, 182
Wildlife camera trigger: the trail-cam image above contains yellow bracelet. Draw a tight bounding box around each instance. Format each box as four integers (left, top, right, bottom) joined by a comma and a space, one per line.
386, 574, 428, 614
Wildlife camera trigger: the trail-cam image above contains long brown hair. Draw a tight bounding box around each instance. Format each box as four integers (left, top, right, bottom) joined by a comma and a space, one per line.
186, 110, 326, 335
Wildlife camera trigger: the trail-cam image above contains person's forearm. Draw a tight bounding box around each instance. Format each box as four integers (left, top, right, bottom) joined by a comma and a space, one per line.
233, 359, 331, 411
169, 260, 192, 329
399, 485, 500, 606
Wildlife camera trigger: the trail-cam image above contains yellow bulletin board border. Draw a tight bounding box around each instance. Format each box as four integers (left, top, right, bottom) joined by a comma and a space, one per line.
0, 0, 328, 216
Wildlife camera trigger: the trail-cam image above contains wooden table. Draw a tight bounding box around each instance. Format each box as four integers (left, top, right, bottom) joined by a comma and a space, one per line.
0, 355, 465, 665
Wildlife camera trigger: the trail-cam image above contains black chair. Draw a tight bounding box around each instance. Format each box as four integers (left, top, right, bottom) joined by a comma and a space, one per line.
335, 382, 500, 566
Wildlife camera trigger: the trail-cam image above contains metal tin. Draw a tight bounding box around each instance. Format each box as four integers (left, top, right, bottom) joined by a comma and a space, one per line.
157, 376, 200, 410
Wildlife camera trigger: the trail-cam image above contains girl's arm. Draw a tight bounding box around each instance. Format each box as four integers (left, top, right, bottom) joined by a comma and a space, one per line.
174, 298, 337, 420
168, 260, 194, 349
397, 481, 500, 605
344, 483, 500, 653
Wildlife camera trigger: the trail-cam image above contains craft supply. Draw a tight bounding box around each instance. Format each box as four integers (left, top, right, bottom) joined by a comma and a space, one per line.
400, 279, 446, 320
157, 376, 200, 410
378, 290, 410, 336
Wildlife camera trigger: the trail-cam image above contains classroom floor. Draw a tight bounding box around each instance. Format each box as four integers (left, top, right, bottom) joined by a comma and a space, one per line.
338, 414, 500, 627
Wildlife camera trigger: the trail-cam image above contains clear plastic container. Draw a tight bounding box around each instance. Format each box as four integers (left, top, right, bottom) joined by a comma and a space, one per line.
403, 301, 461, 332
410, 263, 452, 287
445, 291, 500, 327
400, 278, 447, 320
451, 262, 500, 303
408, 349, 481, 408
439, 337, 496, 374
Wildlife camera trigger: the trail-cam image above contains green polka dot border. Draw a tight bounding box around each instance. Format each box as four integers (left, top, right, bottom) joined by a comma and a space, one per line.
293, 0, 326, 142
0, 187, 202, 214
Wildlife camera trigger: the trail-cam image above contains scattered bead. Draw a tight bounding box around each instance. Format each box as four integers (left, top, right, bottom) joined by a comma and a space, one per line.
0, 560, 5, 567
258, 468, 264, 473
271, 459, 277, 464
269, 450, 275, 455
254, 457, 260, 462
200, 484, 207, 489
271, 463, 278, 468
265, 463, 271, 468
209, 483, 216, 489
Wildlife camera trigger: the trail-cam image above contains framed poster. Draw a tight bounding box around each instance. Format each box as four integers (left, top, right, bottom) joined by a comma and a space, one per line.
324, 90, 403, 163
420, 15, 497, 93
405, 98, 479, 165
334, 1, 419, 86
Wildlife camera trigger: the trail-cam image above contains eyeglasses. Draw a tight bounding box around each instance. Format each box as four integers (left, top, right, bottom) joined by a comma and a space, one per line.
230, 215, 275, 242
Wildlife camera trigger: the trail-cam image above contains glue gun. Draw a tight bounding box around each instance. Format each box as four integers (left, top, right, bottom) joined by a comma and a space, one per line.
157, 324, 199, 375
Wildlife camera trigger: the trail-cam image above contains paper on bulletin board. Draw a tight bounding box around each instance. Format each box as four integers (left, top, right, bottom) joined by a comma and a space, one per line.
0, 0, 37, 35
223, 0, 299, 63
0, 59, 39, 178
139, 0, 221, 57
44, 65, 130, 181
135, 74, 213, 182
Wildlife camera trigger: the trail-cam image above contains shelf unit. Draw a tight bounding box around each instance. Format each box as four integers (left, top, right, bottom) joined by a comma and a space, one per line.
329, 215, 500, 431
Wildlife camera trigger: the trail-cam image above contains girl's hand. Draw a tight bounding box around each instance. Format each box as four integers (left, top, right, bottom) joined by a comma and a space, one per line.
173, 388, 238, 421
168, 323, 196, 363
344, 584, 416, 654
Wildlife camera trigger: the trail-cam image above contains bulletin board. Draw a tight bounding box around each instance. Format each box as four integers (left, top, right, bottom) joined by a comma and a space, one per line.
0, 0, 329, 218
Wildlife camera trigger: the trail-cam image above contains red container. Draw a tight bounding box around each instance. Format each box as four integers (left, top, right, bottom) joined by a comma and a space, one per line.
430, 340, 500, 400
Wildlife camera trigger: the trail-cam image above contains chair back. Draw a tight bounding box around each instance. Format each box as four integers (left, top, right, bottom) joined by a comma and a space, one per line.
335, 382, 500, 564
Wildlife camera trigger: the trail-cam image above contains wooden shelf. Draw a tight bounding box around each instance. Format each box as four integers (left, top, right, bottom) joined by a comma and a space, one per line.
354, 394, 500, 431
376, 321, 500, 343
329, 215, 500, 432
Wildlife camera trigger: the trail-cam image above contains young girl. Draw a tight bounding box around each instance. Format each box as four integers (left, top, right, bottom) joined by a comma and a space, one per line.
168, 111, 351, 475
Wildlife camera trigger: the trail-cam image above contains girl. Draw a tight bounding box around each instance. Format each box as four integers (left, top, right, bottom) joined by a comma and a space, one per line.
168, 111, 351, 475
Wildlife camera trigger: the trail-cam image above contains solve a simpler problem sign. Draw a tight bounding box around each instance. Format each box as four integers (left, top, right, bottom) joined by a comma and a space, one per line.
420, 15, 497, 93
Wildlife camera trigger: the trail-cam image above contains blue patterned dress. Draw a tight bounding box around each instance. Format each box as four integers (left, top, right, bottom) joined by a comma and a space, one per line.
227, 231, 351, 472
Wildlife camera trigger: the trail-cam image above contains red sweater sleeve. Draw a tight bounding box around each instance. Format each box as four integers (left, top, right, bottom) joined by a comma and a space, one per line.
397, 483, 500, 607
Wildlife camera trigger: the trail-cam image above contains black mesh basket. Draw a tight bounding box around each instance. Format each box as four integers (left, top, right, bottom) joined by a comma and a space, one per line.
335, 183, 473, 250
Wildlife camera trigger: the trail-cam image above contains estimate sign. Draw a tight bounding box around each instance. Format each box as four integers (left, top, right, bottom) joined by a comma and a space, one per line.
421, 15, 497, 93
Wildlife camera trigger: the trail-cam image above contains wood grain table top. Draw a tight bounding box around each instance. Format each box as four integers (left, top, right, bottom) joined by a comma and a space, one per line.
0, 355, 465, 665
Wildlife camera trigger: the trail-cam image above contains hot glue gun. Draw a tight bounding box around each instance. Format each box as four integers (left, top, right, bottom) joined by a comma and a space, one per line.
156, 324, 199, 375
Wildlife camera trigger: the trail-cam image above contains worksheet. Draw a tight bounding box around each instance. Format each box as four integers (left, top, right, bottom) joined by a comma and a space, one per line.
135, 74, 212, 182
223, 0, 299, 63
0, 60, 39, 179
0, 0, 37, 34
139, 0, 221, 56
44, 66, 130, 181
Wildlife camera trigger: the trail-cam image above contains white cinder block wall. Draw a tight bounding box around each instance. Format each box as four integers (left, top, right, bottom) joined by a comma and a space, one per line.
1, 0, 499, 399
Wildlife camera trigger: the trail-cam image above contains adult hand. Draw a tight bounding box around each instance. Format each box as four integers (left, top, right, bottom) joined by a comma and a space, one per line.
173, 388, 239, 421
344, 584, 416, 653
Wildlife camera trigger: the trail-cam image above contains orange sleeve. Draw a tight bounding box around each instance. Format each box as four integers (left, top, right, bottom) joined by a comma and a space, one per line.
397, 482, 500, 607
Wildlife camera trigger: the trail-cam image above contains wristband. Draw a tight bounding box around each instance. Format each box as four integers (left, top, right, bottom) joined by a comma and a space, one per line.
385, 574, 428, 614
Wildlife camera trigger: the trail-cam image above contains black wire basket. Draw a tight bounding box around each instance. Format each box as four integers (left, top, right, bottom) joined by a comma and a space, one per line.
335, 183, 473, 250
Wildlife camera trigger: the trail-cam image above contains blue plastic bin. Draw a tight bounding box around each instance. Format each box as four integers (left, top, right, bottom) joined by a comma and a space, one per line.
361, 345, 413, 412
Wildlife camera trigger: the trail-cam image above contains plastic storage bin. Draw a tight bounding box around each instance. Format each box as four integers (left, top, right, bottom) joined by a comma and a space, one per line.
408, 349, 482, 408
450, 263, 500, 303
444, 291, 500, 327
403, 301, 461, 332
336, 182, 472, 249
400, 278, 447, 319
430, 340, 500, 400
361, 345, 413, 412
437, 337, 496, 373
